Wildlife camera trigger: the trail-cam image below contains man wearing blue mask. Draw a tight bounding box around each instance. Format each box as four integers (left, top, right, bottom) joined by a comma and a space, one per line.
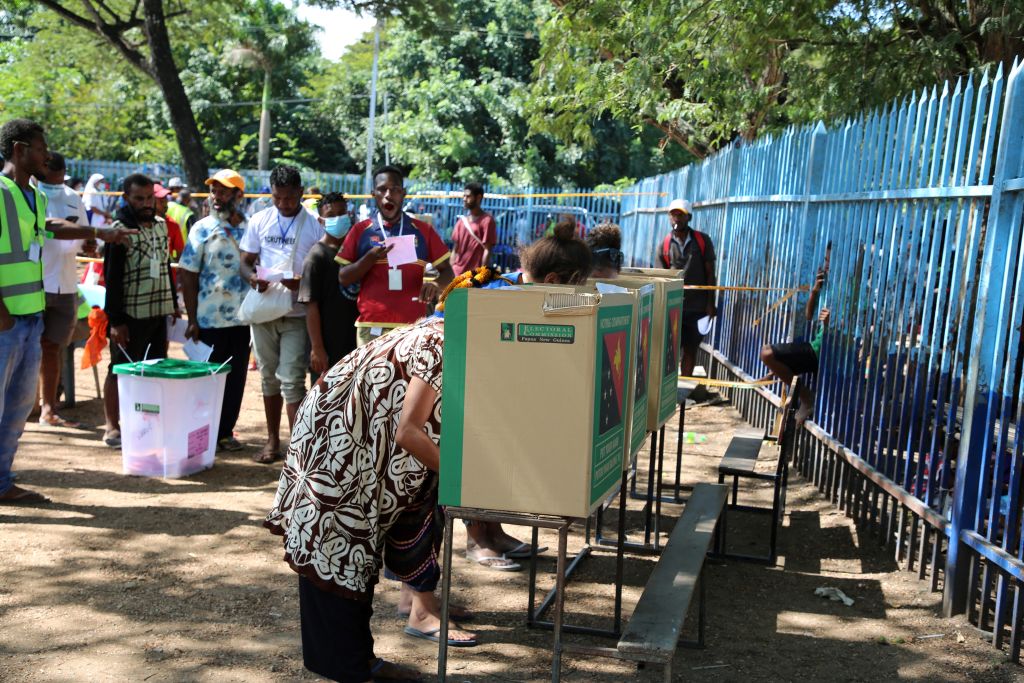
178, 169, 250, 452
300, 192, 357, 375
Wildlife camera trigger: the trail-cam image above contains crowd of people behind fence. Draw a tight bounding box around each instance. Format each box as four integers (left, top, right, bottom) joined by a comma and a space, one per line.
0, 117, 817, 683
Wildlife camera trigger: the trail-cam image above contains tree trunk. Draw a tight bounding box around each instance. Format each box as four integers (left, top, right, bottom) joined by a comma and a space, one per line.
142, 0, 208, 189
258, 68, 272, 171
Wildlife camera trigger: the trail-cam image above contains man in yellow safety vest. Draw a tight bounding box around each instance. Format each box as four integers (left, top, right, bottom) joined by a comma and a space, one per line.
0, 118, 136, 505
165, 177, 196, 240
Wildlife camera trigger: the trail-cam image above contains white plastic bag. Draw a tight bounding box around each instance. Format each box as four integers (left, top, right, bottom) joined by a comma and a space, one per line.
237, 283, 293, 325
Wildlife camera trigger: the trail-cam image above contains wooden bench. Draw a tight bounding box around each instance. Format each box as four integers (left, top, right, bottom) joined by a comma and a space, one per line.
715, 420, 793, 565
567, 483, 728, 682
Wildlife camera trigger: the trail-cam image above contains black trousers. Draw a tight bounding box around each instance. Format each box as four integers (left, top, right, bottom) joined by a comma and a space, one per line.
199, 325, 251, 441
298, 576, 375, 683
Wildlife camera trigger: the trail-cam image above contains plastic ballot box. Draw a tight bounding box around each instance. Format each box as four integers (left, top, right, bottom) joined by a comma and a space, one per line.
113, 358, 230, 478
439, 287, 634, 518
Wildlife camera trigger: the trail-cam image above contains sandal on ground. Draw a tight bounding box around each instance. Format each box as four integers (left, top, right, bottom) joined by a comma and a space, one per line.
217, 436, 245, 452
397, 603, 475, 621
252, 445, 281, 464
465, 549, 521, 571
504, 542, 549, 559
0, 485, 51, 506
103, 429, 121, 448
39, 414, 89, 430
403, 626, 477, 648
370, 658, 424, 682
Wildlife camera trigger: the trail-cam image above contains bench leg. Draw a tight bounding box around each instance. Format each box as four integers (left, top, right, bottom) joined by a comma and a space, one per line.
698, 566, 706, 648
731, 475, 739, 506
769, 483, 780, 567
644, 430, 658, 545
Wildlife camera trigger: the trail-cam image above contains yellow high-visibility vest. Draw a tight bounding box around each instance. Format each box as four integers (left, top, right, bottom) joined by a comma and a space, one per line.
166, 201, 194, 241
0, 176, 46, 316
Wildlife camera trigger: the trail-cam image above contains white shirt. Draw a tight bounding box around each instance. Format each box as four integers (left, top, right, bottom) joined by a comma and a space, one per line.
238, 205, 322, 317
39, 181, 87, 294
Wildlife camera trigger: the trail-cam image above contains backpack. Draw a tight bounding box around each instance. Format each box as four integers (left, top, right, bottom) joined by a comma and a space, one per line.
661, 230, 710, 280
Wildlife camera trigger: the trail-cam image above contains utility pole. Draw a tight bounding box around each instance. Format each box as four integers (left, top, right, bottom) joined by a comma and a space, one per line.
383, 91, 390, 166
364, 17, 382, 195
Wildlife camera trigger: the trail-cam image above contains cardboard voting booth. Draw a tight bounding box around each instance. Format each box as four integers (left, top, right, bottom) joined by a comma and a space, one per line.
613, 274, 685, 431
587, 280, 655, 463
439, 287, 634, 518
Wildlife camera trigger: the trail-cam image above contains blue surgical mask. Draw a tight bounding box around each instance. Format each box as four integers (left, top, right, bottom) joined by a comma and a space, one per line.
324, 215, 352, 239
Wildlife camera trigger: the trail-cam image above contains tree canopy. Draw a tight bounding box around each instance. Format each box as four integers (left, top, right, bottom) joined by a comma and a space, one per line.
528, 0, 1024, 159
1, 0, 1019, 183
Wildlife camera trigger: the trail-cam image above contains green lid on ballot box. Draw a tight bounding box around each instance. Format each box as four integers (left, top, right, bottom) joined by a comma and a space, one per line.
112, 358, 230, 379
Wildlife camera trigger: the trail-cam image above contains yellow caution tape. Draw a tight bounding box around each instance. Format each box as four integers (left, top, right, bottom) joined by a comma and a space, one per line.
679, 375, 777, 389
683, 285, 809, 292
751, 287, 804, 327
76, 255, 179, 269
76, 190, 664, 200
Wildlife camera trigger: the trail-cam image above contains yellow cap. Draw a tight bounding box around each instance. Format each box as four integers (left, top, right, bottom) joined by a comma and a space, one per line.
205, 169, 245, 192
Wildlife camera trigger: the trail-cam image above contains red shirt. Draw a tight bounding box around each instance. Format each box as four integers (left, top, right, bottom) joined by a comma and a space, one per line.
450, 212, 496, 275
337, 213, 450, 326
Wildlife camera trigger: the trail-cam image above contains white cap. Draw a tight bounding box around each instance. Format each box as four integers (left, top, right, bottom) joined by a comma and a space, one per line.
668, 199, 692, 215
167, 177, 183, 189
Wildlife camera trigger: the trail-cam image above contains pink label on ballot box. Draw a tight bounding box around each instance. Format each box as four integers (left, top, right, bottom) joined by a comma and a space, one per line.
187, 425, 210, 459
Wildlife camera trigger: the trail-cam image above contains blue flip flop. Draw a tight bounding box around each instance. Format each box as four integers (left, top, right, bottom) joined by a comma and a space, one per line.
403, 626, 477, 647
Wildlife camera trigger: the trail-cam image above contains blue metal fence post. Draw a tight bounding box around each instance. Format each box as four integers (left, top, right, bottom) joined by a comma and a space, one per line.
944, 61, 1024, 617
791, 122, 828, 341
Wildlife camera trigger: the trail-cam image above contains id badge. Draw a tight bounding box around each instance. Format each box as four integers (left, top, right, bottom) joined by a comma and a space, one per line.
28, 242, 40, 263
388, 267, 402, 291
150, 257, 162, 279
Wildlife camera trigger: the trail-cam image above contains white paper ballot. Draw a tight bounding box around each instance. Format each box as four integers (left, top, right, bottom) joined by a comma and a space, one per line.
183, 338, 213, 362
167, 316, 189, 344
256, 265, 287, 282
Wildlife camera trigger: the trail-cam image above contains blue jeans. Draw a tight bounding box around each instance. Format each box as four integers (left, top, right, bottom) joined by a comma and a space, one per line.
0, 314, 44, 495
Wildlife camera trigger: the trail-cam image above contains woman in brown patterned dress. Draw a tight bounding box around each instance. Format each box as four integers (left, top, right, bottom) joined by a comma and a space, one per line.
266, 222, 592, 683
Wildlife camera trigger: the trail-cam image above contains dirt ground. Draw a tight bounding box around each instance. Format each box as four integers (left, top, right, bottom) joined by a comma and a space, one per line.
2, 345, 1023, 683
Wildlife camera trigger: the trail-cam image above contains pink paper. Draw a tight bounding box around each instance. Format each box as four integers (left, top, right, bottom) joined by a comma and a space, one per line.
187, 425, 210, 459
385, 235, 418, 268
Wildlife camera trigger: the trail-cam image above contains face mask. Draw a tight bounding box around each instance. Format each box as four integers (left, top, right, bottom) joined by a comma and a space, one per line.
324, 215, 352, 239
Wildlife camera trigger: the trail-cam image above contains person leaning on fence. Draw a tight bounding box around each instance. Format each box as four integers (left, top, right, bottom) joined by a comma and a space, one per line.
300, 192, 358, 376
239, 164, 323, 464
35, 151, 92, 430
587, 221, 624, 279
449, 181, 496, 275
102, 173, 180, 449
337, 165, 454, 348
0, 118, 137, 505
178, 169, 251, 453
760, 262, 831, 425
660, 198, 717, 377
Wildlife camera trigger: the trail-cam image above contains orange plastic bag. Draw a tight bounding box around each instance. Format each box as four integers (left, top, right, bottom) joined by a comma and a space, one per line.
81, 307, 108, 369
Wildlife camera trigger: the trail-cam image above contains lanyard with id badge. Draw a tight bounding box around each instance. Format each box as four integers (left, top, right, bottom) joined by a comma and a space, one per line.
377, 213, 411, 291
19, 186, 44, 264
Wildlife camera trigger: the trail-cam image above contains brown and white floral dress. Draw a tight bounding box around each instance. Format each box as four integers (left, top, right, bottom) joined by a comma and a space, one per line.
265, 317, 444, 599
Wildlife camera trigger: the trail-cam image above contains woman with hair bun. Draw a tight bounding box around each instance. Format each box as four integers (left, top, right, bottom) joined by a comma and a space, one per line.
586, 222, 624, 279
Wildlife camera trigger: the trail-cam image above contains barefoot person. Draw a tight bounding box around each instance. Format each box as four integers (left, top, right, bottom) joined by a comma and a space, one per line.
266, 223, 593, 681
239, 165, 322, 463
760, 247, 831, 424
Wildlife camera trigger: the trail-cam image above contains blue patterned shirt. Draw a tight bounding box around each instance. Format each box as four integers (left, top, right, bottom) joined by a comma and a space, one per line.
178, 215, 248, 329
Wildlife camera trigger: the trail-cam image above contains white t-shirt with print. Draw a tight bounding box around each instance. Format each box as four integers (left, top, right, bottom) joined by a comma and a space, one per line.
239, 205, 323, 317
